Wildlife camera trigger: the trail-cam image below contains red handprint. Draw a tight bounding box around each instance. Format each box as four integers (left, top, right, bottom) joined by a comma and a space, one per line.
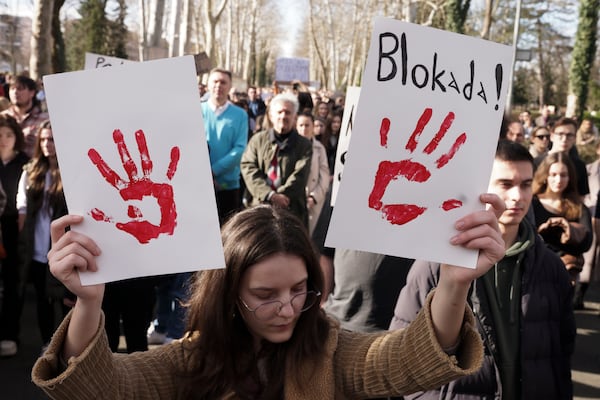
368, 108, 467, 225
88, 129, 181, 244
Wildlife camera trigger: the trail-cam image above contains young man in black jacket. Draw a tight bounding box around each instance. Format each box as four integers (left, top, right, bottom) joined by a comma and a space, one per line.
391, 140, 576, 400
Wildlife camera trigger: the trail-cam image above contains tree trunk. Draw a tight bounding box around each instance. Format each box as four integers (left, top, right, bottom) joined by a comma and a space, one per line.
148, 0, 166, 47
178, 0, 191, 56
244, 0, 259, 83
168, 0, 182, 57
308, 0, 329, 89
226, 0, 232, 69
536, 20, 545, 108
567, 0, 599, 120
445, 0, 471, 34
51, 0, 66, 73
344, 0, 359, 88
30, 0, 55, 80
203, 0, 228, 66
401, 0, 417, 22
324, 0, 338, 89
138, 0, 148, 60
480, 0, 494, 39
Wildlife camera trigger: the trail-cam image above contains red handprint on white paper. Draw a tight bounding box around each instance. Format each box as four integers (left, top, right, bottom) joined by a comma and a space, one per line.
368, 108, 467, 225
88, 129, 180, 244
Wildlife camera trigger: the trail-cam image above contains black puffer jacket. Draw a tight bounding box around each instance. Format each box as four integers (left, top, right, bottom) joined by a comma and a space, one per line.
390, 233, 575, 400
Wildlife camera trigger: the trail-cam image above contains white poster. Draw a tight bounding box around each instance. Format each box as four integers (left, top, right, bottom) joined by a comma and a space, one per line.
84, 52, 134, 69
275, 57, 310, 82
44, 56, 224, 284
326, 18, 512, 268
331, 86, 360, 206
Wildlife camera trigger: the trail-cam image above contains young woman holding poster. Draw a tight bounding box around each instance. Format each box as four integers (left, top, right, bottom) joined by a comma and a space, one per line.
32, 198, 505, 399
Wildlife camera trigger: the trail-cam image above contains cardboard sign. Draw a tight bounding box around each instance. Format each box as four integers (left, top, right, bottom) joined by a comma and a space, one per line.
326, 18, 512, 268
44, 56, 224, 284
193, 52, 212, 74
84, 52, 134, 69
331, 86, 360, 206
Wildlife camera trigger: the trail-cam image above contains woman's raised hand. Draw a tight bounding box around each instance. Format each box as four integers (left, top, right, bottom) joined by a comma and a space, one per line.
48, 215, 105, 303
441, 193, 506, 285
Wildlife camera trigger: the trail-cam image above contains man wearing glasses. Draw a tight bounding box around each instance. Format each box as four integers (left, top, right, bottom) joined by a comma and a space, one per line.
534, 117, 589, 199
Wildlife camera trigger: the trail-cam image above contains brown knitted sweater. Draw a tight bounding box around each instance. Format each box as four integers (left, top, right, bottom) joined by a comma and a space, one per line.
32, 290, 483, 399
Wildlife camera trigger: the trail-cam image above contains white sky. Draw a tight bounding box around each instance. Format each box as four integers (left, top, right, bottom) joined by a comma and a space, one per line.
2, 0, 33, 16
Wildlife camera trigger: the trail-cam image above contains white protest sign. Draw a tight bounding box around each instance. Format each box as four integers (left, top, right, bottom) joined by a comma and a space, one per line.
326, 18, 512, 268
44, 56, 224, 284
275, 57, 310, 82
331, 86, 360, 206
84, 52, 134, 69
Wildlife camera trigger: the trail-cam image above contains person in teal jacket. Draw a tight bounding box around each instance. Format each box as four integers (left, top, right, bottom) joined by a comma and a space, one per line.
201, 68, 248, 223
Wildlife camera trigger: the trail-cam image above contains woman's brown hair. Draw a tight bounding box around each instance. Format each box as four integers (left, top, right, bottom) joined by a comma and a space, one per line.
183, 205, 329, 399
533, 152, 582, 220
0, 114, 25, 152
24, 120, 63, 213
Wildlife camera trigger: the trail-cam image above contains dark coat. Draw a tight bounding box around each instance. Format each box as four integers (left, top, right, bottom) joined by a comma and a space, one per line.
241, 128, 312, 226
19, 169, 68, 300
390, 235, 576, 400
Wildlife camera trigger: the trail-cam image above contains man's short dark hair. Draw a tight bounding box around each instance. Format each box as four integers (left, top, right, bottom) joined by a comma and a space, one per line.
298, 111, 314, 121
9, 75, 36, 91
496, 139, 534, 169
209, 68, 232, 80
551, 117, 577, 132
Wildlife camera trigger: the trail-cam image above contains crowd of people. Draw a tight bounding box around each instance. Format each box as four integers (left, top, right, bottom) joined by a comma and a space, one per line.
0, 68, 597, 399
503, 109, 600, 309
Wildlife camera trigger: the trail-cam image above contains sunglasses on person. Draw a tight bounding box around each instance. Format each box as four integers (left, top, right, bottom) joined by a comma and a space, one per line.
535, 134, 550, 140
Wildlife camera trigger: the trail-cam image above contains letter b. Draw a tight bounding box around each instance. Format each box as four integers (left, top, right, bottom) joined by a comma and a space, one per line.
378, 32, 399, 81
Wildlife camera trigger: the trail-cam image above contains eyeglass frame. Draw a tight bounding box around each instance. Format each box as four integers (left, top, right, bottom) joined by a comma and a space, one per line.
534, 134, 550, 140
552, 131, 576, 140
238, 290, 321, 321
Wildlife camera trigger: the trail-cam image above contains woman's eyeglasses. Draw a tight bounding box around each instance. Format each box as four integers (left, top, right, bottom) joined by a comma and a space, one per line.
535, 134, 550, 140
239, 291, 321, 321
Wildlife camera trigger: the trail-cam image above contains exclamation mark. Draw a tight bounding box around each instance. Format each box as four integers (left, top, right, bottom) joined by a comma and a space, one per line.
494, 64, 503, 111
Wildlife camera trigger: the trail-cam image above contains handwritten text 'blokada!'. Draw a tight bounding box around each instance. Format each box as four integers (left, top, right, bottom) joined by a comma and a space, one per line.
377, 32, 504, 111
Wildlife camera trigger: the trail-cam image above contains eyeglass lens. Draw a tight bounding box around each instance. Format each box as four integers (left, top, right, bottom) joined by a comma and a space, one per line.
254, 291, 319, 320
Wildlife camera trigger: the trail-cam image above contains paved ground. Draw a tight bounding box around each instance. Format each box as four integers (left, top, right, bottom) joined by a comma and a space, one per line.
572, 280, 600, 400
1, 282, 600, 399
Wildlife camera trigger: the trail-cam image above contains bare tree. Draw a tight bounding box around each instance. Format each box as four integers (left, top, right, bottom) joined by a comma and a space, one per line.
51, 0, 66, 72
308, 0, 330, 89
202, 0, 228, 64
177, 0, 194, 55
480, 0, 495, 39
243, 0, 261, 82
168, 0, 182, 57
30, 0, 55, 79
148, 0, 166, 47
138, 0, 148, 60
